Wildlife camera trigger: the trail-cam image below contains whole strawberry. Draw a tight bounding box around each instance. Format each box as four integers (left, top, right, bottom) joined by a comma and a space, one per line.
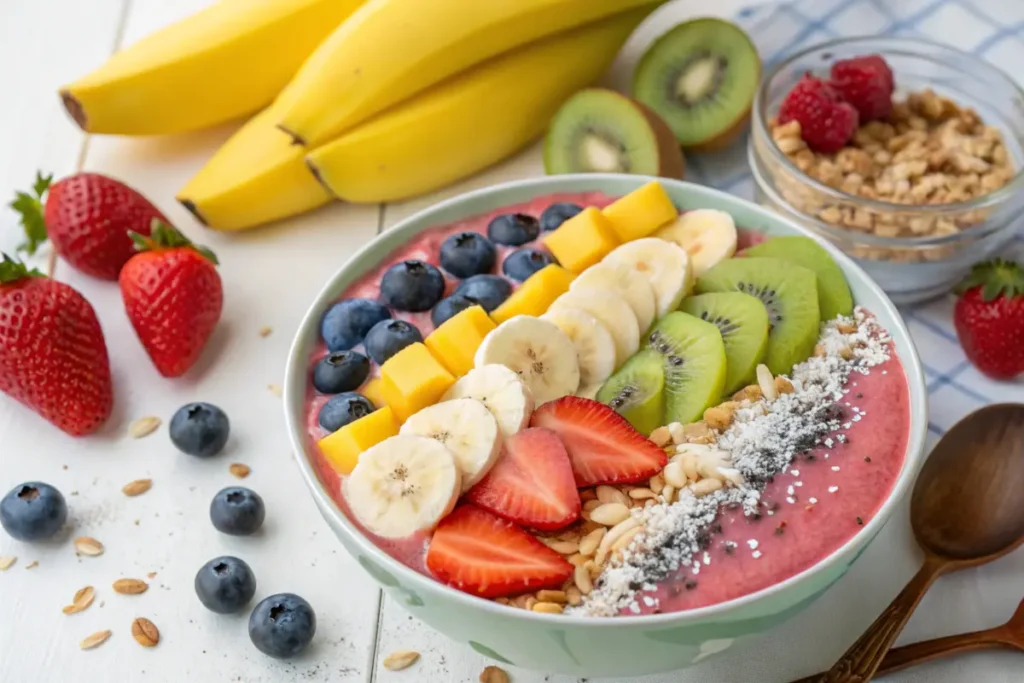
953, 259, 1024, 380
830, 54, 895, 122
120, 223, 223, 378
11, 171, 167, 280
778, 75, 859, 153
0, 253, 113, 435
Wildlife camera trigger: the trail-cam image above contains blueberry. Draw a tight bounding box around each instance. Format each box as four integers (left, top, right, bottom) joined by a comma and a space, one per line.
170, 402, 230, 458
320, 298, 391, 351
540, 202, 583, 231
380, 260, 445, 312
249, 593, 316, 659
318, 392, 375, 432
363, 319, 422, 364
195, 556, 257, 614
454, 275, 512, 312
502, 248, 557, 282
210, 487, 265, 536
312, 351, 370, 394
487, 213, 540, 246
0, 482, 66, 542
431, 293, 482, 327
439, 231, 496, 279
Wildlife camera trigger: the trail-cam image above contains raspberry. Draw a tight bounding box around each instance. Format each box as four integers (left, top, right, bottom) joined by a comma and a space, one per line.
830, 54, 895, 121
778, 75, 859, 154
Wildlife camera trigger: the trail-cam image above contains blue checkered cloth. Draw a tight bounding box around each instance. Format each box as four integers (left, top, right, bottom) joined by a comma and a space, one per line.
696, 0, 1024, 448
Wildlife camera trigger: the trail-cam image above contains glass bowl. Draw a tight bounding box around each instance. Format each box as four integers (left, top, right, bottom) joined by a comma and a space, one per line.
749, 36, 1024, 304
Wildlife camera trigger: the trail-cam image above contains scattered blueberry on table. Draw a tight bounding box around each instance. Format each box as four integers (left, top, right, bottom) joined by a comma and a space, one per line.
195, 555, 257, 614
439, 231, 496, 278
249, 593, 317, 659
380, 260, 445, 312
318, 392, 375, 432
320, 298, 391, 351
502, 248, 557, 282
312, 350, 371, 394
0, 482, 67, 542
170, 402, 230, 458
210, 486, 265, 536
364, 319, 422, 364
487, 213, 540, 246
540, 202, 583, 231
454, 275, 512, 312
431, 293, 481, 327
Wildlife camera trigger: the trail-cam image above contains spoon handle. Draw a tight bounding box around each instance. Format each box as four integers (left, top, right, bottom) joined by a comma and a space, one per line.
816, 556, 947, 682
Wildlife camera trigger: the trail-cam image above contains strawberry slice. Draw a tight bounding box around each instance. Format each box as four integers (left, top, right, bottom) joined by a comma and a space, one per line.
530, 396, 667, 486
426, 505, 573, 599
466, 428, 581, 530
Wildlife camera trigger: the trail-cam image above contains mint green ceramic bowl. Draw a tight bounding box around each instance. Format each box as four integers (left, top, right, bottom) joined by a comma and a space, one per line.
283, 174, 928, 678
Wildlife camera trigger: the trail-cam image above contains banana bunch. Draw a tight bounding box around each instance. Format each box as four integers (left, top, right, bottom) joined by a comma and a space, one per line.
62, 0, 667, 231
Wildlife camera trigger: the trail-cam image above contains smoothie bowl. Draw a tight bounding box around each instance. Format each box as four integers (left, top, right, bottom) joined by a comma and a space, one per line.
283, 174, 927, 677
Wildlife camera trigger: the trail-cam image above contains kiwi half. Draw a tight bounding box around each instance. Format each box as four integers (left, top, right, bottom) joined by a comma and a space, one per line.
679, 292, 769, 394
645, 312, 727, 425
596, 348, 665, 436
544, 88, 685, 179
632, 18, 760, 151
696, 258, 819, 376
743, 236, 854, 321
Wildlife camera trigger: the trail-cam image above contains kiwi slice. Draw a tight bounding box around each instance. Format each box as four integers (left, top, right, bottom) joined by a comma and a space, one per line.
744, 236, 854, 321
645, 312, 726, 425
696, 258, 820, 376
544, 88, 685, 179
633, 18, 760, 151
596, 349, 665, 436
679, 292, 769, 394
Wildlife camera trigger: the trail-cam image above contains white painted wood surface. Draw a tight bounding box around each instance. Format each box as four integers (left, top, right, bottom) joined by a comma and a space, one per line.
0, 1, 1020, 682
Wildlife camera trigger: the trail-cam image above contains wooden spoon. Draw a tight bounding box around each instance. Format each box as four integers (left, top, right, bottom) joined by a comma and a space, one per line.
794, 597, 1024, 682
812, 403, 1024, 683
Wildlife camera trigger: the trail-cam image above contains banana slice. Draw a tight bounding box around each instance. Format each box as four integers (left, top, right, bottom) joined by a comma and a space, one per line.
654, 209, 737, 278
548, 288, 639, 367
344, 434, 461, 539
442, 364, 534, 438
570, 261, 657, 333
400, 398, 502, 491
474, 316, 580, 405
541, 308, 617, 391
602, 238, 692, 317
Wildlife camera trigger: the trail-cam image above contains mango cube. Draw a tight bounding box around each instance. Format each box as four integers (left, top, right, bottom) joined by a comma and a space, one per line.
425, 305, 496, 377
490, 264, 575, 324
361, 377, 387, 408
542, 207, 619, 273
380, 342, 455, 421
318, 406, 399, 475
602, 181, 678, 242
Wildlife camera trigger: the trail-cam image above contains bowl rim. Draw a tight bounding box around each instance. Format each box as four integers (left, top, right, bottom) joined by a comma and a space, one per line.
751, 35, 1024, 241
283, 173, 929, 628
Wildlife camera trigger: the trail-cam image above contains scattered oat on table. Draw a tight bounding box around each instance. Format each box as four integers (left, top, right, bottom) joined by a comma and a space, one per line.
113, 578, 148, 595
259, 326, 273, 338
479, 665, 510, 683
228, 463, 251, 479
74, 537, 104, 557
382, 650, 420, 671
63, 586, 96, 614
24, 560, 39, 570
0, 556, 15, 571
80, 629, 112, 650
146, 571, 157, 579
122, 479, 152, 497
131, 618, 159, 647
267, 383, 283, 398
129, 416, 161, 439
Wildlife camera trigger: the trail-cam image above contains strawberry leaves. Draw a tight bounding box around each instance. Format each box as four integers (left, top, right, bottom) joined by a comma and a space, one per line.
956, 259, 1024, 302
0, 253, 42, 284
10, 172, 54, 256
129, 220, 219, 265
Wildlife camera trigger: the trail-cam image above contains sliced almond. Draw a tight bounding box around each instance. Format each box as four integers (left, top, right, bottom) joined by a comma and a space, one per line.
63, 586, 96, 614
80, 629, 112, 650
228, 463, 251, 479
129, 416, 161, 439
0, 556, 16, 571
589, 502, 631, 527
479, 665, 510, 683
383, 650, 420, 671
74, 537, 104, 557
113, 578, 148, 595
132, 617, 159, 647
122, 479, 152, 497
757, 364, 778, 400
25, 560, 38, 569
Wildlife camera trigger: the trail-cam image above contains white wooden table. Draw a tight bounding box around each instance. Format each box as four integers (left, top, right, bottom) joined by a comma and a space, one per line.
1, 1, 1021, 681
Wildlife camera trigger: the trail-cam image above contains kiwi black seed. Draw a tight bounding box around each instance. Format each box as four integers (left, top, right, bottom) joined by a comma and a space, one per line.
544, 88, 685, 179
679, 291, 770, 394
633, 18, 761, 151
696, 257, 820, 376
596, 349, 665, 436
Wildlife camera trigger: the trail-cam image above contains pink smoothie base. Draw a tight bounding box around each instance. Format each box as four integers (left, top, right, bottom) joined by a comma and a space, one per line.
300, 191, 909, 616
